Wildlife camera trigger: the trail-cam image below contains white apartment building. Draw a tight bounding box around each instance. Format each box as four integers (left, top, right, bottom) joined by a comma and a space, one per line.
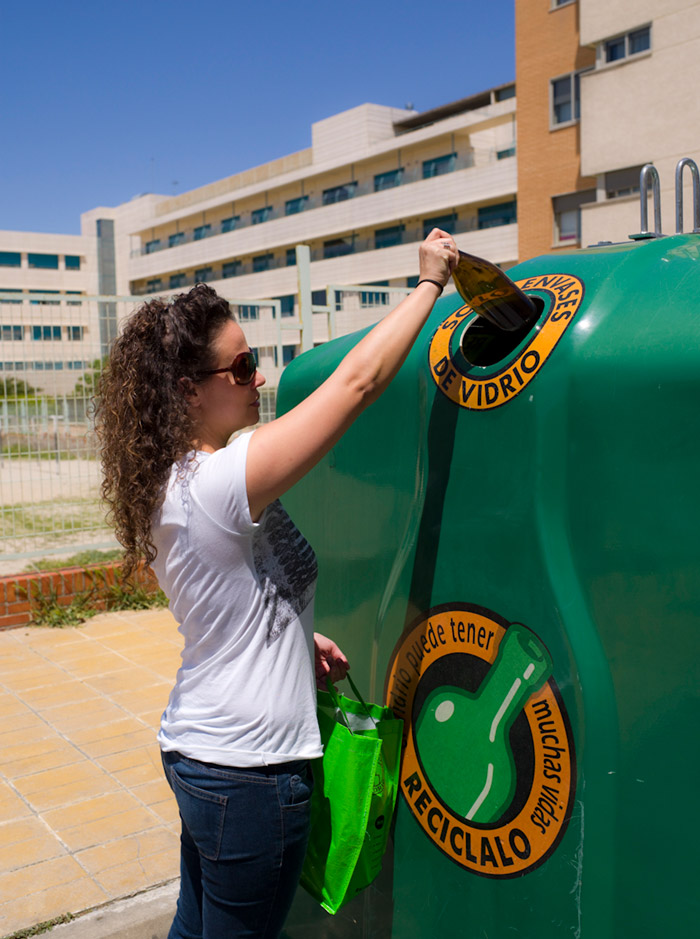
82, 87, 518, 390
579, 0, 700, 244
0, 231, 96, 395
2, 86, 518, 397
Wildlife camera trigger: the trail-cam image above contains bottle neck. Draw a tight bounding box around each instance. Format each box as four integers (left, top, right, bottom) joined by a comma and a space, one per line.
476, 625, 552, 740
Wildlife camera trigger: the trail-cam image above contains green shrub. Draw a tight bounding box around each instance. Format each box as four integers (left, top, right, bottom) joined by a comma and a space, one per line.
22, 566, 167, 628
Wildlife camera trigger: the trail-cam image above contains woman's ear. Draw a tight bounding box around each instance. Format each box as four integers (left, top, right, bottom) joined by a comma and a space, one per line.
179, 377, 200, 406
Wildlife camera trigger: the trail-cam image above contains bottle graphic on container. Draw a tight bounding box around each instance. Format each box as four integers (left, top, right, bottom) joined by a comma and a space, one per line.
415, 623, 552, 823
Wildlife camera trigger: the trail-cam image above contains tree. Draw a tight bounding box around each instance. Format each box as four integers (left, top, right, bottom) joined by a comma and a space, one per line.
0, 376, 38, 398
69, 357, 107, 399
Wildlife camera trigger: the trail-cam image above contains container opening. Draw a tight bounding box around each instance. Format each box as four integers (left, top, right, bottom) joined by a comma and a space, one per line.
460, 295, 544, 366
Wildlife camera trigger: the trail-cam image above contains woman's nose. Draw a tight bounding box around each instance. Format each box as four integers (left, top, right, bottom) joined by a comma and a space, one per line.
255, 369, 266, 388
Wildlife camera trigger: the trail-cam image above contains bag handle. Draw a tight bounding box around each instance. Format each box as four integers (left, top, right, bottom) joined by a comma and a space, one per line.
325, 674, 378, 732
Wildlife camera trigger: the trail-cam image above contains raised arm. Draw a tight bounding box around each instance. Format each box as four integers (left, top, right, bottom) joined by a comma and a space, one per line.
245, 229, 457, 520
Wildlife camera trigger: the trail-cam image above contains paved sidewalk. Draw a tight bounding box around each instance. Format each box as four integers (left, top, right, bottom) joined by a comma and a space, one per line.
0, 609, 184, 938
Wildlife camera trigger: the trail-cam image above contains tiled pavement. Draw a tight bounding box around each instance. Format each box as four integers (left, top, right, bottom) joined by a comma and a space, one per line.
0, 609, 184, 938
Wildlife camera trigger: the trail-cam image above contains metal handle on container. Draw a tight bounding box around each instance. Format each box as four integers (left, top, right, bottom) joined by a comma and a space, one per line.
639, 164, 662, 237
675, 158, 700, 233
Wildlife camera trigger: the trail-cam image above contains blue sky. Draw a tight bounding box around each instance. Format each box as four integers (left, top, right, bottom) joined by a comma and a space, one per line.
2, 0, 515, 235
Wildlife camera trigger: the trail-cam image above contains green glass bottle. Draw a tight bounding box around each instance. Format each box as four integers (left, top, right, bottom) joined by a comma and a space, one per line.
415, 623, 552, 823
452, 249, 538, 331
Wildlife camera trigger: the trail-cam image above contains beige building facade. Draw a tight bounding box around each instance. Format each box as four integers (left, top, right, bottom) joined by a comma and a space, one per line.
97, 92, 518, 389
579, 0, 700, 244
0, 231, 96, 395
516, 0, 700, 259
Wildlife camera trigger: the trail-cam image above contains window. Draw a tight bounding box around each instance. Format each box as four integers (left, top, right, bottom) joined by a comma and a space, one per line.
195, 267, 213, 283
65, 255, 81, 270
145, 240, 161, 254
282, 345, 296, 366
286, 248, 297, 267
423, 213, 457, 238
553, 0, 575, 7
253, 253, 273, 273
374, 169, 403, 192
169, 232, 185, 248
146, 279, 162, 293
237, 305, 259, 321
0, 251, 21, 267
323, 237, 354, 259
194, 224, 211, 241
28, 253, 59, 269
361, 281, 390, 307
629, 26, 651, 55
170, 273, 187, 289
322, 183, 357, 205
1, 325, 23, 340
66, 326, 84, 341
222, 260, 241, 279
32, 325, 62, 340
66, 291, 83, 305
311, 289, 327, 307
285, 197, 308, 216
252, 207, 273, 225
221, 216, 239, 233
274, 295, 295, 317
605, 25, 650, 63
605, 166, 643, 199
374, 225, 404, 250
606, 36, 625, 62
423, 153, 456, 178
552, 190, 596, 245
497, 146, 516, 160
556, 207, 580, 243
552, 73, 577, 125
495, 84, 515, 101
406, 275, 420, 289
478, 201, 517, 229
1, 289, 22, 304
30, 290, 60, 305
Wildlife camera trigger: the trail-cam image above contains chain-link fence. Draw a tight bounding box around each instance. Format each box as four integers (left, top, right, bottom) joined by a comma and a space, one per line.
1, 292, 127, 572
0, 284, 407, 573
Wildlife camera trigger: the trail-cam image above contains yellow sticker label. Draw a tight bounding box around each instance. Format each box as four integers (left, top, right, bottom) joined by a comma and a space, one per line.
386, 605, 576, 878
429, 273, 584, 410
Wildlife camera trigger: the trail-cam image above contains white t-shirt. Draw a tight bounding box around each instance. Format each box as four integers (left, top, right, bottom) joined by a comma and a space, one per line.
151, 432, 322, 766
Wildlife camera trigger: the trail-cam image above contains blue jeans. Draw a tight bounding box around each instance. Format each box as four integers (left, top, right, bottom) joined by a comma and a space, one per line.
161, 751, 313, 939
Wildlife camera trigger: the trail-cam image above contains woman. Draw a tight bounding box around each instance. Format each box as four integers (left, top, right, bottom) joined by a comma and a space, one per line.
96, 228, 457, 938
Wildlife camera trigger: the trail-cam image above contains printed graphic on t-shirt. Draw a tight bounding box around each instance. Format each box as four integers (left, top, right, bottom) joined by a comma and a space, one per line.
253, 500, 317, 644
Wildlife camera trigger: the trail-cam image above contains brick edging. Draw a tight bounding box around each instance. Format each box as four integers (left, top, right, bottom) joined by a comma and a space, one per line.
0, 562, 158, 631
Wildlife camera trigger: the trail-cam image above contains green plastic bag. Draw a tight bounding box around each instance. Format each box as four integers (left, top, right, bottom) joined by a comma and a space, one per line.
300, 674, 403, 914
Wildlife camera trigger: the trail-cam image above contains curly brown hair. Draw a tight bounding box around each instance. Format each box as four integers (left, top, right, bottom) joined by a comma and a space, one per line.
95, 284, 233, 578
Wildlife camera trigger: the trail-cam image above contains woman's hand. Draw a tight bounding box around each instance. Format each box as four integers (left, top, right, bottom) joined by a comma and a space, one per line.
419, 228, 459, 287
314, 633, 350, 688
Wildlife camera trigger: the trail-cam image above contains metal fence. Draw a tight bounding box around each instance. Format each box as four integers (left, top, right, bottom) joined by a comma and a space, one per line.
0, 283, 405, 573
0, 293, 281, 572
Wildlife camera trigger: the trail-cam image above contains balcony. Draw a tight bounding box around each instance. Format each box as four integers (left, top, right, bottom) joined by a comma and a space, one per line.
131, 214, 518, 296
128, 154, 517, 289
130, 152, 487, 259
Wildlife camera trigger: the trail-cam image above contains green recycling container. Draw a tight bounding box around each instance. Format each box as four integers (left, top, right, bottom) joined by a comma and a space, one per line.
278, 233, 700, 938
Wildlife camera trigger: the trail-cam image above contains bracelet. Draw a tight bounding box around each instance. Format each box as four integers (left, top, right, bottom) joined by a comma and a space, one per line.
416, 279, 444, 294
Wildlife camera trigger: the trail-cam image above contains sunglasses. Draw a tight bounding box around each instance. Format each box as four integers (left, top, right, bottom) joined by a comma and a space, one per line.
197, 351, 257, 385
